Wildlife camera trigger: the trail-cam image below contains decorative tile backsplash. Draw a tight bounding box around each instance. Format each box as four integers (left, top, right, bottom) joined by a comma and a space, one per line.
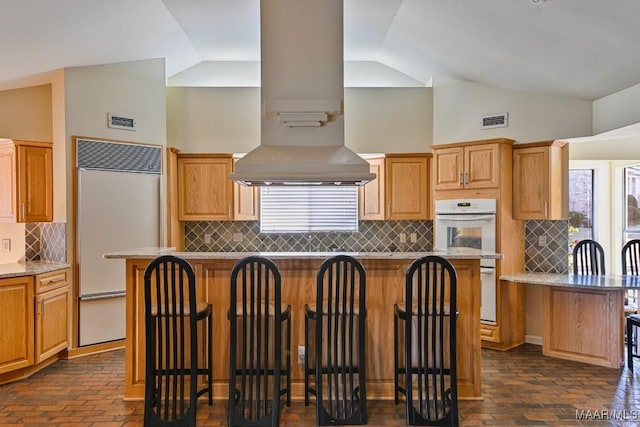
524, 220, 569, 274
185, 220, 433, 253
25, 222, 67, 262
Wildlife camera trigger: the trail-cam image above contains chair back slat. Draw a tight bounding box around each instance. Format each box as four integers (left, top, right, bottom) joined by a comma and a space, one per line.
623, 239, 640, 275
572, 239, 606, 275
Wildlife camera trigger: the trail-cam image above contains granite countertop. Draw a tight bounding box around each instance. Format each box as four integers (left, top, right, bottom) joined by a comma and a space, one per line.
0, 261, 71, 279
103, 247, 503, 260
501, 271, 640, 290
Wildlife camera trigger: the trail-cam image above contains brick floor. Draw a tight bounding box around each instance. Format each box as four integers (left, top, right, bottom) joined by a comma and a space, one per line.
1, 344, 639, 426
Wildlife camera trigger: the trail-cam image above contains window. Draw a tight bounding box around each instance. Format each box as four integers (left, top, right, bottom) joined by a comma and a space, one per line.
624, 164, 640, 242
568, 169, 594, 244
260, 186, 358, 233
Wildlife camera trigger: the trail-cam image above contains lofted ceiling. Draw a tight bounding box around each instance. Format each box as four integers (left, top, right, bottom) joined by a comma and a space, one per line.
1, 0, 639, 100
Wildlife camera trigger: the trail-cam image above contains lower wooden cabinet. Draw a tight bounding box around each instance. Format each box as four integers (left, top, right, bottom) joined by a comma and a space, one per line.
0, 276, 35, 374
35, 270, 70, 363
0, 268, 69, 377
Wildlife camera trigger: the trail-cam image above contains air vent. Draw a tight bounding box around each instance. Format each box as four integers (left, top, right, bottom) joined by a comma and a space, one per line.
481, 112, 508, 129
108, 113, 136, 131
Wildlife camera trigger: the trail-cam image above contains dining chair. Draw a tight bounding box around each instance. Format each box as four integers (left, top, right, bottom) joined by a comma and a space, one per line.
572, 239, 606, 275
623, 239, 640, 371
228, 256, 291, 427
393, 255, 459, 426
143, 255, 213, 427
304, 255, 367, 425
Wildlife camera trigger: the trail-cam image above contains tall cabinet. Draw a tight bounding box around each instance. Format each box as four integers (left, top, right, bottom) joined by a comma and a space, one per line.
432, 138, 525, 350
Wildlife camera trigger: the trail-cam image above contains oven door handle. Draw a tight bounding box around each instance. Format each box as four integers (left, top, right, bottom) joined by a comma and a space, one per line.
436, 214, 496, 222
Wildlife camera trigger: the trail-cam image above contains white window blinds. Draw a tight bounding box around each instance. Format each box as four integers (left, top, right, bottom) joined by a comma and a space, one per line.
260, 186, 358, 233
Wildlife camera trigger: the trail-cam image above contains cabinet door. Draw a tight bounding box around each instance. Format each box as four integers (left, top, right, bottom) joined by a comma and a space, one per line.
464, 143, 500, 189
0, 276, 34, 374
178, 157, 234, 220
358, 158, 385, 220
385, 156, 429, 220
433, 147, 464, 190
513, 147, 550, 219
233, 159, 259, 221
0, 144, 17, 222
18, 145, 53, 222
35, 286, 70, 363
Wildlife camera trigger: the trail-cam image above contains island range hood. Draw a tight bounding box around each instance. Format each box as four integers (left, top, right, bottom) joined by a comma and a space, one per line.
229, 0, 376, 186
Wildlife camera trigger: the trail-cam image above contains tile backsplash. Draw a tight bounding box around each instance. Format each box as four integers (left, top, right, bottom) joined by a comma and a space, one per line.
524, 220, 569, 274
185, 220, 433, 253
25, 222, 67, 262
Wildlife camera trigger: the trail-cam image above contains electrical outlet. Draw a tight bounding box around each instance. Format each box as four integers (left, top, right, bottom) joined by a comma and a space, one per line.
233, 232, 243, 242
410, 233, 417, 243
538, 235, 547, 247
399, 233, 407, 243
1, 239, 10, 252
298, 345, 305, 364
204, 233, 212, 244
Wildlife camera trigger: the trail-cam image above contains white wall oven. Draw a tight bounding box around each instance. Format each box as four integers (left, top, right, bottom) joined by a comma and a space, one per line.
434, 199, 497, 324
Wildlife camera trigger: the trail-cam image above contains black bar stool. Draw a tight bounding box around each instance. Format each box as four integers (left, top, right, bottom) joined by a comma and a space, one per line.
572, 239, 606, 275
393, 255, 459, 426
143, 255, 213, 427
304, 255, 367, 425
228, 256, 291, 427
623, 239, 640, 372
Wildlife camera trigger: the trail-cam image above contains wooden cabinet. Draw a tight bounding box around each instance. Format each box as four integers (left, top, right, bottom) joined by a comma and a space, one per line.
233, 159, 259, 221
34, 269, 69, 363
358, 157, 385, 220
0, 268, 69, 379
177, 154, 259, 221
177, 154, 234, 221
359, 154, 431, 220
432, 141, 500, 190
0, 276, 35, 374
513, 140, 568, 220
0, 139, 53, 223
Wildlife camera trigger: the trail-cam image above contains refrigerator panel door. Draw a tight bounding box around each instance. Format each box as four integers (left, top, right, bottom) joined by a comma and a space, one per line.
78, 169, 160, 296
79, 297, 126, 346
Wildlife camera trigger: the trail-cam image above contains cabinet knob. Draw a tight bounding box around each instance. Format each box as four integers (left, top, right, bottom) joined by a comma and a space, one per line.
544, 202, 548, 218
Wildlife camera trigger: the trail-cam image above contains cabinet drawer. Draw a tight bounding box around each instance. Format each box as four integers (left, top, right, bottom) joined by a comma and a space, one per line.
35, 269, 69, 293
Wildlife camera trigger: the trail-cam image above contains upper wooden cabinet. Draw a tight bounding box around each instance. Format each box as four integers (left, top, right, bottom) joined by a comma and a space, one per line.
0, 139, 53, 223
177, 154, 234, 221
359, 154, 431, 220
177, 154, 259, 221
432, 141, 501, 190
358, 157, 385, 220
513, 140, 568, 220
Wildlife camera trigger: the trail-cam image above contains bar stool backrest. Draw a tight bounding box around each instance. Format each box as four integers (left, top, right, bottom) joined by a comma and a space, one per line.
573, 239, 606, 275
404, 255, 458, 426
143, 255, 199, 427
623, 239, 640, 275
229, 256, 283, 427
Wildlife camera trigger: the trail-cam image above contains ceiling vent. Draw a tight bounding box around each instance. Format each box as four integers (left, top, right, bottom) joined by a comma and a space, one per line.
108, 113, 137, 131
481, 112, 508, 129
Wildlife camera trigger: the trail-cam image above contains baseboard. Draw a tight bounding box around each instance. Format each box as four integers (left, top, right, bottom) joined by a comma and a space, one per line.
525, 335, 542, 346
64, 340, 125, 359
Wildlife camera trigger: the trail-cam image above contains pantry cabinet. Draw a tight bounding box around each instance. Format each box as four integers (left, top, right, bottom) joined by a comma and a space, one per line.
513, 140, 568, 220
0, 139, 53, 223
432, 142, 500, 190
359, 154, 431, 220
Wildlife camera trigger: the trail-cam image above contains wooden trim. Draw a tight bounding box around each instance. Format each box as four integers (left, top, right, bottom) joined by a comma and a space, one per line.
514, 140, 568, 149
431, 137, 515, 150
63, 340, 125, 359
176, 153, 233, 159
383, 152, 432, 158
3, 140, 53, 149
166, 147, 184, 250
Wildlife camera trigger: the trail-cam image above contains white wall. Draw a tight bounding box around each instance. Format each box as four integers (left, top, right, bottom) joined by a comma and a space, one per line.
593, 82, 640, 134
166, 87, 433, 153
433, 79, 593, 144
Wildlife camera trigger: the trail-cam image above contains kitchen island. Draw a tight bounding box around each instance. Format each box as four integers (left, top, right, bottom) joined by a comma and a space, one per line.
104, 249, 501, 401
502, 272, 640, 368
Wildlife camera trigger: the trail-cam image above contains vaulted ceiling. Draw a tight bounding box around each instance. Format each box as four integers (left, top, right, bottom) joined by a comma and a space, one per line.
1, 0, 639, 100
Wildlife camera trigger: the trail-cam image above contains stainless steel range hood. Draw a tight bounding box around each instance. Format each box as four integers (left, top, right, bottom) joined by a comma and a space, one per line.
229, 0, 376, 186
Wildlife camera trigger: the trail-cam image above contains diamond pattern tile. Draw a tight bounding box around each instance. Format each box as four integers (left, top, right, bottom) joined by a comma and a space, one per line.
23, 222, 67, 262
525, 220, 569, 273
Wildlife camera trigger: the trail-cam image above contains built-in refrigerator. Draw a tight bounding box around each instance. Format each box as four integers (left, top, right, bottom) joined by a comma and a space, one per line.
76, 138, 162, 346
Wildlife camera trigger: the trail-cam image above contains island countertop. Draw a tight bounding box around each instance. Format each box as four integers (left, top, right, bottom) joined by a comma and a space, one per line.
103, 247, 503, 260
501, 271, 640, 290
